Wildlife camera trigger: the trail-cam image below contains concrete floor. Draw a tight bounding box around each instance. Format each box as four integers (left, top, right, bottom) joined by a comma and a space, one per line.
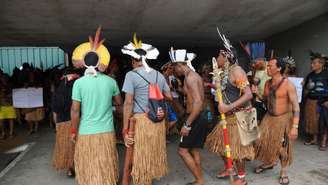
0, 128, 328, 185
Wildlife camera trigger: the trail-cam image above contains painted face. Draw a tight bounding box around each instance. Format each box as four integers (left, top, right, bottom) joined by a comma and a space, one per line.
267, 59, 281, 77
311, 58, 324, 72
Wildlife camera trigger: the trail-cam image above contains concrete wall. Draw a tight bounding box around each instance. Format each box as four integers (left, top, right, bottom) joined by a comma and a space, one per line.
266, 13, 328, 77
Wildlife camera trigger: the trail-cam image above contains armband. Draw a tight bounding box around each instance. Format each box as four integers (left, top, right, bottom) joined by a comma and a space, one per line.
235, 78, 249, 90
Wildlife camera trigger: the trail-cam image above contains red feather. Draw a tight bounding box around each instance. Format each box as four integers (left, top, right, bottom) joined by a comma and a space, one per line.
239, 41, 250, 56
89, 36, 94, 48
93, 26, 102, 49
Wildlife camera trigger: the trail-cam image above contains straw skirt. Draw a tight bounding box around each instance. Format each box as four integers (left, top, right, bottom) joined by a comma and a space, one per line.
131, 113, 168, 185
74, 132, 119, 185
52, 121, 75, 170
205, 115, 255, 161
255, 112, 294, 166
304, 99, 319, 135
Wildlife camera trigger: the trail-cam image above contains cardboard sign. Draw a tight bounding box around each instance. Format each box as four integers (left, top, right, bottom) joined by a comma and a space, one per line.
288, 77, 303, 103
12, 88, 43, 108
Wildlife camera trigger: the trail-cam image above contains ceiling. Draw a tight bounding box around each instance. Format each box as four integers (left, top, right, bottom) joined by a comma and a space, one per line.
0, 0, 327, 50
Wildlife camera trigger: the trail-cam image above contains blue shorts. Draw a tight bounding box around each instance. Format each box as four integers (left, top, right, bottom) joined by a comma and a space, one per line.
167, 104, 178, 122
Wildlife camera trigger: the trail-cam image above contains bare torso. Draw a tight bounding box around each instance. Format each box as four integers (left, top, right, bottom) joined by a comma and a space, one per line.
183, 71, 206, 114
264, 79, 292, 115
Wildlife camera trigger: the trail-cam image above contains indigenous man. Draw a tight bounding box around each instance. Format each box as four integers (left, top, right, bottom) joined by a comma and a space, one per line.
205, 33, 254, 185
161, 62, 185, 120
170, 48, 208, 185
255, 58, 300, 185
52, 67, 80, 177
70, 27, 122, 185
121, 34, 172, 185
303, 52, 328, 149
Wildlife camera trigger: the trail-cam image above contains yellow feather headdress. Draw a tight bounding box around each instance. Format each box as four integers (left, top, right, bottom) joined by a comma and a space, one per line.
72, 26, 110, 76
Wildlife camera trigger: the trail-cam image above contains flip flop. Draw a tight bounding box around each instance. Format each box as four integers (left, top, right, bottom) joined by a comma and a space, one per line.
66, 168, 75, 178
234, 177, 248, 185
254, 164, 274, 174
185, 182, 196, 185
304, 140, 318, 145
279, 176, 290, 185
216, 169, 237, 179
319, 144, 327, 151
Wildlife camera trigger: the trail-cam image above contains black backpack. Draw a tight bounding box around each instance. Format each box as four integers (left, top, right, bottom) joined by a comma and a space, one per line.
134, 71, 167, 123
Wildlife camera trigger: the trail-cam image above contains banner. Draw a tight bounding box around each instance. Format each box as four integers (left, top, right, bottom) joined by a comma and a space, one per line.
12, 88, 43, 108
288, 77, 303, 103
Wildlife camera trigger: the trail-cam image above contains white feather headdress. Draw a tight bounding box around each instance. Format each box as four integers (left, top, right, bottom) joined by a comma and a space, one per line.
216, 27, 237, 64
169, 47, 196, 71
121, 33, 159, 73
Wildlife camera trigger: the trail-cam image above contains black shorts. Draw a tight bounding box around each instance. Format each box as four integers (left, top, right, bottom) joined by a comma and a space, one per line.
179, 111, 209, 149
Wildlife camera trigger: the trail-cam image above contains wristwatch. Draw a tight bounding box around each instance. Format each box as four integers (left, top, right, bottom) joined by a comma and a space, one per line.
183, 122, 192, 131
292, 124, 299, 129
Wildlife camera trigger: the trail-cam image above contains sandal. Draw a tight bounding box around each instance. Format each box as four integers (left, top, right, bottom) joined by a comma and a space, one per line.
254, 164, 274, 174
216, 169, 237, 179
66, 168, 75, 178
304, 140, 318, 145
319, 144, 327, 151
185, 182, 198, 185
279, 176, 290, 185
233, 177, 248, 185
185, 183, 204, 185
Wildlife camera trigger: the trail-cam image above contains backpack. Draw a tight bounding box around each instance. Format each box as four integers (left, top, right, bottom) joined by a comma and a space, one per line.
133, 71, 167, 123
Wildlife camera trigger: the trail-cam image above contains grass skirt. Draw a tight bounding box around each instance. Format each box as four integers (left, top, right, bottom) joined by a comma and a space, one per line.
25, 108, 45, 121
255, 113, 294, 165
132, 113, 168, 185
52, 121, 75, 170
305, 99, 319, 135
74, 132, 119, 185
205, 115, 255, 161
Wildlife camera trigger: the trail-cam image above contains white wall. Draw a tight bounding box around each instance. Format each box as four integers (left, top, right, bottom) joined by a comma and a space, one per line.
266, 13, 328, 77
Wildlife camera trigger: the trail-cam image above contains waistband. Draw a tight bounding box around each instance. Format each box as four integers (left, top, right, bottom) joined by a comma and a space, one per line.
267, 111, 292, 117
225, 106, 253, 117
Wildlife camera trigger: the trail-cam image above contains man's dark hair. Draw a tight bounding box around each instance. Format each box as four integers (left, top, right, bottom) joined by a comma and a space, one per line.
273, 57, 286, 74
84, 52, 99, 66
135, 49, 147, 56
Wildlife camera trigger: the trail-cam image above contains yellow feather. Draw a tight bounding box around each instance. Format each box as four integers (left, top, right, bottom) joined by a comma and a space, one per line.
133, 33, 138, 48
138, 39, 142, 48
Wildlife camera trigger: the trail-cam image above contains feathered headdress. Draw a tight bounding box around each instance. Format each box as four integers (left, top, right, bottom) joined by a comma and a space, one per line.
309, 50, 328, 61
216, 27, 238, 64
72, 26, 110, 77
240, 41, 266, 62
121, 33, 159, 73
283, 56, 296, 68
282, 50, 296, 68
168, 47, 196, 71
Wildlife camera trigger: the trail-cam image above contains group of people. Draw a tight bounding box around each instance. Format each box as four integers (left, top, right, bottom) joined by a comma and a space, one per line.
48, 26, 328, 185
0, 64, 61, 139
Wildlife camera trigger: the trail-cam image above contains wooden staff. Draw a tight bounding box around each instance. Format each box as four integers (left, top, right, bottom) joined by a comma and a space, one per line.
122, 117, 136, 185
212, 58, 244, 185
